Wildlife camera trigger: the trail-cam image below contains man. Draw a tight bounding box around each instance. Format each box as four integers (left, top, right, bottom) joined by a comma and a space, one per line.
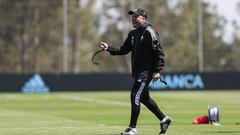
99, 8, 172, 135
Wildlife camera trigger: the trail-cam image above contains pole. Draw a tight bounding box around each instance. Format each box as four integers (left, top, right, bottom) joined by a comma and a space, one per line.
63, 0, 68, 73
198, 0, 204, 72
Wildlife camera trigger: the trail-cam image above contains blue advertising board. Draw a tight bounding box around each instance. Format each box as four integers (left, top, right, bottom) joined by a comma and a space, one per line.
0, 72, 240, 92
149, 74, 204, 90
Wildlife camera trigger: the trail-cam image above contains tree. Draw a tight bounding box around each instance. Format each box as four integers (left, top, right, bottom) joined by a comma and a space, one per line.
0, 0, 63, 73
228, 1, 240, 71
148, 0, 229, 72
0, 0, 237, 73
96, 0, 132, 72
68, 0, 98, 73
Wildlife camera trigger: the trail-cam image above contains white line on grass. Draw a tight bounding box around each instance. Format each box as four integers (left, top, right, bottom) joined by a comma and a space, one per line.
58, 95, 240, 109
58, 95, 130, 107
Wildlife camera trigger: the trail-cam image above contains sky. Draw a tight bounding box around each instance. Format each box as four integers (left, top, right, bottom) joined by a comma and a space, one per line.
206, 0, 240, 43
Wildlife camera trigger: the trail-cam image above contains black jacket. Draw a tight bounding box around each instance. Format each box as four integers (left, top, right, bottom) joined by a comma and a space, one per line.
107, 22, 165, 78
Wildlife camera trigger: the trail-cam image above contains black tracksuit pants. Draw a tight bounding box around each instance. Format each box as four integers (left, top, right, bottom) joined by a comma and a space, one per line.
129, 75, 166, 128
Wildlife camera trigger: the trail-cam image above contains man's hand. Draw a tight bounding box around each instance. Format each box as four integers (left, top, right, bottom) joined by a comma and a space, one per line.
99, 42, 108, 51
152, 72, 160, 80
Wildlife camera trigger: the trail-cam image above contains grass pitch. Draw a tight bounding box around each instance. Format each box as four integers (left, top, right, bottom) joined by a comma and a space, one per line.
0, 91, 240, 135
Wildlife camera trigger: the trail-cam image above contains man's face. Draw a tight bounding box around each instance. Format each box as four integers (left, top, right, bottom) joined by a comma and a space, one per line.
131, 14, 146, 28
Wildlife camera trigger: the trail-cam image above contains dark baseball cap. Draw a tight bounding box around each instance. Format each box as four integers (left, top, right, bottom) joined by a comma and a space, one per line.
128, 8, 148, 19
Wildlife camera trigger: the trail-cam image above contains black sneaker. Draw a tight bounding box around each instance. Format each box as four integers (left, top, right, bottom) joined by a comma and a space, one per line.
159, 116, 172, 134
120, 127, 137, 135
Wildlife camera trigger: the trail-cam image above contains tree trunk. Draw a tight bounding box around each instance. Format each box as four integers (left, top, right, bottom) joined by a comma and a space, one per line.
71, 31, 80, 73
19, 4, 29, 74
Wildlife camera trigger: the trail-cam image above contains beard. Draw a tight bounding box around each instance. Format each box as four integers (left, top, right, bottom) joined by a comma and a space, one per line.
132, 21, 139, 28
132, 20, 144, 28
